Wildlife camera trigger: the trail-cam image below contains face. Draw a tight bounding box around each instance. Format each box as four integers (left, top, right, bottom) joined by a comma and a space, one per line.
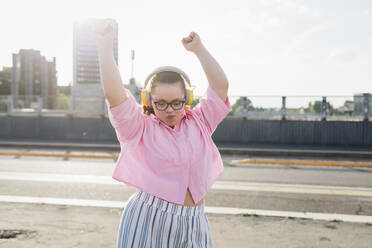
150, 82, 186, 128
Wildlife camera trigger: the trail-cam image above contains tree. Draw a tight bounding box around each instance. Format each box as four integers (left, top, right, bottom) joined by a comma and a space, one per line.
58, 93, 69, 109
309, 100, 334, 114
0, 68, 11, 95
232, 96, 254, 112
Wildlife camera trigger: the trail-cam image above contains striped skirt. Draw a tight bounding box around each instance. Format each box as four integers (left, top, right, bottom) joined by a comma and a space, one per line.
116, 190, 213, 248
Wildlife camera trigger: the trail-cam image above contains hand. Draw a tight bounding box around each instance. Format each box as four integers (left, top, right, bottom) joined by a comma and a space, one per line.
181, 32, 204, 53
90, 19, 115, 50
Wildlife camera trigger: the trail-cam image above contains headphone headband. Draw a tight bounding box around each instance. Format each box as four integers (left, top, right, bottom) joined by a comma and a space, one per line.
141, 66, 194, 107
143, 66, 192, 90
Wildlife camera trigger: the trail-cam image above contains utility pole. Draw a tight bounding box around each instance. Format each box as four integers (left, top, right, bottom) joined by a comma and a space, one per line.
131, 50, 135, 79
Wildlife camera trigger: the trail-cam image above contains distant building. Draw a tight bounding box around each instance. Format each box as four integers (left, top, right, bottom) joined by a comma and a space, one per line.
125, 50, 141, 103
72, 18, 118, 115
11, 49, 57, 109
0, 66, 12, 95
124, 77, 141, 103
353, 93, 372, 115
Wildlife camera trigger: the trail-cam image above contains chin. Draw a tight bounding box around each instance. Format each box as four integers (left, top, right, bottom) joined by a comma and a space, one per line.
167, 120, 177, 126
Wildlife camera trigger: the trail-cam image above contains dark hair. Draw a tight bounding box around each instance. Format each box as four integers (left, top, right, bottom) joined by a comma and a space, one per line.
142, 71, 188, 115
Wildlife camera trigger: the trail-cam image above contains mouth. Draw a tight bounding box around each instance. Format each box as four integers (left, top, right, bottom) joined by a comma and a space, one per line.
166, 115, 176, 119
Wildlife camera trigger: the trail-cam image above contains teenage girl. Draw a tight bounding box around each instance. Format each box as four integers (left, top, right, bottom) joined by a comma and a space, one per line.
92, 20, 231, 248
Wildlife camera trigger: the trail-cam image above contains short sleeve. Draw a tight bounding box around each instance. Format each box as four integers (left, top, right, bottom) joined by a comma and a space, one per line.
106, 90, 145, 144
191, 86, 232, 134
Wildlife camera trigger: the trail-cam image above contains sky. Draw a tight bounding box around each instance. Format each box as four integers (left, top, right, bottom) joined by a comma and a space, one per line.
1, 0, 371, 108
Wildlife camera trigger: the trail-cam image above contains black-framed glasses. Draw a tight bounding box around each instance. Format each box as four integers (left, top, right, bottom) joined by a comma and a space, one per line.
151, 99, 186, 111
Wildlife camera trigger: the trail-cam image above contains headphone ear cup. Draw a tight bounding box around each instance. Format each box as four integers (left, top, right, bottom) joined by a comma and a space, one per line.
188, 90, 194, 106
185, 89, 190, 105
185, 89, 194, 106
141, 90, 148, 106
146, 91, 151, 107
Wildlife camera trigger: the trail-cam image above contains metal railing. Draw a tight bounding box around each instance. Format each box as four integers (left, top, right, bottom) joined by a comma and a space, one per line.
0, 94, 370, 121
227, 94, 371, 121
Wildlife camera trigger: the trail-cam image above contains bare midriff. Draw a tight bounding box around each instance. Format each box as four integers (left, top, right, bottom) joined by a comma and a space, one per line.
159, 188, 204, 206
183, 188, 204, 206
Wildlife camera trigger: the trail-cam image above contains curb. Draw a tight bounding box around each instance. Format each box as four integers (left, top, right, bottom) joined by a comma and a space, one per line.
218, 147, 372, 159
231, 158, 372, 168
0, 141, 120, 151
0, 151, 118, 159
1, 151, 372, 167
1, 141, 372, 159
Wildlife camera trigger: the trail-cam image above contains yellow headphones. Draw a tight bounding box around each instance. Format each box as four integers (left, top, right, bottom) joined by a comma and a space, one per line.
141, 66, 194, 107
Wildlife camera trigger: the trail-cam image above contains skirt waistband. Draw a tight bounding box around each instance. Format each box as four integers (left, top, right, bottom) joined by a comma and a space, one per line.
132, 190, 205, 217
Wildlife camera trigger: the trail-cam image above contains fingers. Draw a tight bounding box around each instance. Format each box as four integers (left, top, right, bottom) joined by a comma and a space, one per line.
182, 36, 192, 44
181, 32, 201, 51
190, 31, 198, 38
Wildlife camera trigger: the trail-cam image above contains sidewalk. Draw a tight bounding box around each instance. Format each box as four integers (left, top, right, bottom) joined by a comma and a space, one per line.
217, 142, 372, 159
1, 202, 371, 248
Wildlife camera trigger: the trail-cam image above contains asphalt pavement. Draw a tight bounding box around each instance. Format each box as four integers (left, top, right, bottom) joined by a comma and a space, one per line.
0, 140, 372, 247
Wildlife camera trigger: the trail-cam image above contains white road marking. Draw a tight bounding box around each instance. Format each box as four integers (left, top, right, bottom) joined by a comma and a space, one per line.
0, 172, 119, 185
0, 195, 371, 224
1, 172, 372, 197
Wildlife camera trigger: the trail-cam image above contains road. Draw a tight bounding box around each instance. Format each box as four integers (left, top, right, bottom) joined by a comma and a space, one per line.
0, 151, 372, 247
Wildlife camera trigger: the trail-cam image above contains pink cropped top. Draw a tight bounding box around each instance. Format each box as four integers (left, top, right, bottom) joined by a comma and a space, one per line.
106, 86, 232, 205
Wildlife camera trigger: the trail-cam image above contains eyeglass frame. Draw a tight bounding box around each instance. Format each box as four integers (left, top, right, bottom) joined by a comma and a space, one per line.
150, 96, 186, 111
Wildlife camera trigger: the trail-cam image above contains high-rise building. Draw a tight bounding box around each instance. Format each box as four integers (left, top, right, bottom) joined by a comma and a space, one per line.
72, 18, 118, 115
11, 49, 57, 109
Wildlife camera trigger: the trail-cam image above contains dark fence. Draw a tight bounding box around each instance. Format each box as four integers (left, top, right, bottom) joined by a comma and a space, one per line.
1, 115, 371, 147
213, 118, 372, 146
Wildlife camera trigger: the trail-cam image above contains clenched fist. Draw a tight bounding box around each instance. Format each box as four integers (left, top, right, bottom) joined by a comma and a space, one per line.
181, 32, 204, 53
90, 19, 115, 51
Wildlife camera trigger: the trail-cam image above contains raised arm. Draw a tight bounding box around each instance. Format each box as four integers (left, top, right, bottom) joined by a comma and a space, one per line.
181, 32, 231, 134
181, 32, 229, 102
91, 20, 145, 144
92, 20, 127, 107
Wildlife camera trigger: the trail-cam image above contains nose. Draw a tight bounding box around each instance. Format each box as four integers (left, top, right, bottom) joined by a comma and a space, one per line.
164, 104, 174, 112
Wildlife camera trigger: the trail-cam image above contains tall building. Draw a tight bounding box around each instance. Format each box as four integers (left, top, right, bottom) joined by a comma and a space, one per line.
11, 49, 57, 109
72, 19, 118, 115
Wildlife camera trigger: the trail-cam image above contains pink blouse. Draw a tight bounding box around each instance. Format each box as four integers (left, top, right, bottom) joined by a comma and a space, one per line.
106, 86, 232, 205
